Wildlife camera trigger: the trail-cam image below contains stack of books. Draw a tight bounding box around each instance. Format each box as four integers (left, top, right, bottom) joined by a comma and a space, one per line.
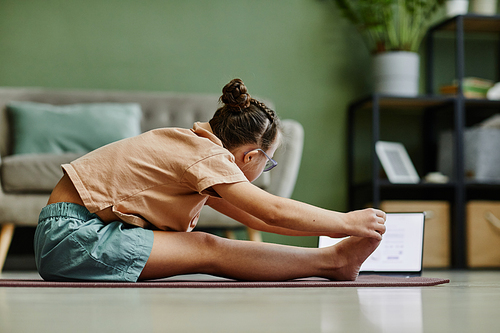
440, 77, 494, 99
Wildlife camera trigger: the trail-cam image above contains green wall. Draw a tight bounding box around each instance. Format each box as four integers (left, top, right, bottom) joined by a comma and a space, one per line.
0, 0, 372, 247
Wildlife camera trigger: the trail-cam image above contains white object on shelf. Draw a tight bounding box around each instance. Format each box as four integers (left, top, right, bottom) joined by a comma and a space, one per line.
471, 0, 497, 15
424, 172, 450, 184
446, 0, 470, 17
375, 141, 420, 184
487, 82, 500, 100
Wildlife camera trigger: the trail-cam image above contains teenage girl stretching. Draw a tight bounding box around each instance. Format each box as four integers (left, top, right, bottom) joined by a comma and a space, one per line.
34, 79, 386, 282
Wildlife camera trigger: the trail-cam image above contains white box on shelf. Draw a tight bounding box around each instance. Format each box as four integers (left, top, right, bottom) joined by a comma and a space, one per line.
438, 127, 500, 182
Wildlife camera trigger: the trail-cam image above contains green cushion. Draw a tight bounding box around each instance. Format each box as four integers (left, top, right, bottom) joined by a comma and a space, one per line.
7, 102, 142, 154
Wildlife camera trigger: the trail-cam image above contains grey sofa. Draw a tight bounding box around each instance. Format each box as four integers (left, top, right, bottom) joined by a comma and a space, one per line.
0, 87, 304, 271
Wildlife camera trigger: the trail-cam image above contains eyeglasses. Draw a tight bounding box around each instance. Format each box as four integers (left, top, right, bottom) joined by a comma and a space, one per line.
244, 148, 278, 172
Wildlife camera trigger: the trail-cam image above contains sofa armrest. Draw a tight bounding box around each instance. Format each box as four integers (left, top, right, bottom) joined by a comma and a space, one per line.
267, 119, 304, 198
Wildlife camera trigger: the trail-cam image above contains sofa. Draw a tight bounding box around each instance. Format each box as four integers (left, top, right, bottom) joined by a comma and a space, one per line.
0, 87, 304, 271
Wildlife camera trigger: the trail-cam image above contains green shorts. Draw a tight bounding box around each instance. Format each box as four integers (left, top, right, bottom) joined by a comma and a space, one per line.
34, 202, 154, 282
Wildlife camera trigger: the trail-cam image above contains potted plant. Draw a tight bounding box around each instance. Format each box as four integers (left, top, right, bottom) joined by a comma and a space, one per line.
331, 0, 445, 96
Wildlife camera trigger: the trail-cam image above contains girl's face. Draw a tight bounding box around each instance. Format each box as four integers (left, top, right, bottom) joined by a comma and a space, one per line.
233, 136, 280, 182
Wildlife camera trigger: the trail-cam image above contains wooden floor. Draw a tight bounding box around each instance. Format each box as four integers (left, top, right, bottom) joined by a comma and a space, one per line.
1, 270, 500, 332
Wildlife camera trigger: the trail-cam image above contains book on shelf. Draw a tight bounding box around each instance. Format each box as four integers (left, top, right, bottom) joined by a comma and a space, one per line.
439, 77, 494, 99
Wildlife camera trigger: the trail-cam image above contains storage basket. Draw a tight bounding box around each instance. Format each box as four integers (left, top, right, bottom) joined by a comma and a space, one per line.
380, 201, 450, 268
438, 128, 500, 182
466, 201, 500, 267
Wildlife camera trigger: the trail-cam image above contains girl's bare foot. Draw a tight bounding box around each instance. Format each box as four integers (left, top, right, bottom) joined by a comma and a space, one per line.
324, 236, 381, 281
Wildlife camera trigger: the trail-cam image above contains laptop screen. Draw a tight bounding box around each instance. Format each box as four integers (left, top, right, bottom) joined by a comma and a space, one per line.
318, 212, 425, 273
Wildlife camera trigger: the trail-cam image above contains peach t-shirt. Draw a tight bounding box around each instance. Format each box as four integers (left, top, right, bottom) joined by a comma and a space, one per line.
62, 122, 248, 231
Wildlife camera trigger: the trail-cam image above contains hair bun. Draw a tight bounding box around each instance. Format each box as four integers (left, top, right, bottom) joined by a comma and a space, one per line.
221, 78, 251, 110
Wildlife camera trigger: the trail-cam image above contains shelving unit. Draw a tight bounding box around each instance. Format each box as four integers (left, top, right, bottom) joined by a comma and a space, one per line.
347, 15, 500, 269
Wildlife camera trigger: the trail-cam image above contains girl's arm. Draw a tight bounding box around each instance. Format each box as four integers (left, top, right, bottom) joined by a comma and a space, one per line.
211, 182, 386, 240
206, 196, 349, 238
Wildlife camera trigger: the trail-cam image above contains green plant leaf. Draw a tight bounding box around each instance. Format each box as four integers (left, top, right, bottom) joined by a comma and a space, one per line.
331, 0, 445, 53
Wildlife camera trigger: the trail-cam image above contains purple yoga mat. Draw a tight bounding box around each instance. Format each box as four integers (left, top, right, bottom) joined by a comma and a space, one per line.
0, 275, 449, 288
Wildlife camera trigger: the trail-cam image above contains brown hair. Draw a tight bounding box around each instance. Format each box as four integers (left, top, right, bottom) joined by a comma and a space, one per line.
209, 79, 280, 151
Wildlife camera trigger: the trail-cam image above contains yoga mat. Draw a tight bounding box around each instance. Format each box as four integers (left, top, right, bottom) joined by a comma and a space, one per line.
0, 275, 449, 288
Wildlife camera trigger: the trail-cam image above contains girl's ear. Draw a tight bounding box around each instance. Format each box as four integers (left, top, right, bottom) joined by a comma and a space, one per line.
243, 150, 259, 165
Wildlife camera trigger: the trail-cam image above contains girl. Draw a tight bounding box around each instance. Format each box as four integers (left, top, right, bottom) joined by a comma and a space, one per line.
34, 78, 386, 282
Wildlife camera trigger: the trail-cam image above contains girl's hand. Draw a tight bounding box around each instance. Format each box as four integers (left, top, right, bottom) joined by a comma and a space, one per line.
342, 208, 387, 240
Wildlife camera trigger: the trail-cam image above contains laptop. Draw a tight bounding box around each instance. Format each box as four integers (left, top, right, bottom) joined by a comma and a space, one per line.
318, 212, 426, 277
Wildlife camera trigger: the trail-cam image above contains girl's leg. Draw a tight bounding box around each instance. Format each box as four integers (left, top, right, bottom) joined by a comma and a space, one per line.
139, 231, 380, 281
